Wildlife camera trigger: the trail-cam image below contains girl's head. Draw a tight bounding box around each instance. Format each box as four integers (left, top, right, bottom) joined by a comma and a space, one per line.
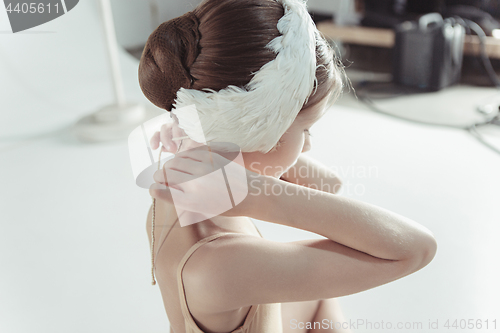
139, 0, 345, 178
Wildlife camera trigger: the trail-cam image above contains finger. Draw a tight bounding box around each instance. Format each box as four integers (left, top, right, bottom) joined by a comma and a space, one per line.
160, 123, 176, 152
174, 146, 212, 162
180, 138, 207, 152
153, 167, 196, 187
172, 122, 187, 150
163, 155, 213, 179
155, 153, 217, 185
149, 183, 172, 203
149, 181, 185, 199
150, 131, 160, 150
177, 148, 229, 171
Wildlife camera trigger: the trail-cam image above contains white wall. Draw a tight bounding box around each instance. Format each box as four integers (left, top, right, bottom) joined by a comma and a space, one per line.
307, 0, 338, 14
109, 0, 154, 49
108, 0, 362, 49
110, 0, 203, 49
308, 0, 360, 25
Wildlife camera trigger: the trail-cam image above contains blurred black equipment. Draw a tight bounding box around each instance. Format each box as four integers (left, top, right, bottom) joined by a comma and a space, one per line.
362, 0, 445, 29
393, 13, 465, 91
361, 0, 500, 35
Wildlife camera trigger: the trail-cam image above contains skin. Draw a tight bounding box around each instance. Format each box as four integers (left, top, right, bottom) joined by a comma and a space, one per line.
149, 97, 352, 333
241, 96, 329, 179
148, 95, 437, 333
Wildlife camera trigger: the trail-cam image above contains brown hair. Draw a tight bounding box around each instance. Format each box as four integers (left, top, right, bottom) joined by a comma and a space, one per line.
138, 0, 344, 115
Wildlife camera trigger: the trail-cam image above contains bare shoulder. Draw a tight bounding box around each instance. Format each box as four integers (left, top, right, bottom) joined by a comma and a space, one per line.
181, 233, 259, 313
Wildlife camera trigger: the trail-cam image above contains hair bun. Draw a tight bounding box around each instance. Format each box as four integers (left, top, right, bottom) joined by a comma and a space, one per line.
138, 11, 201, 111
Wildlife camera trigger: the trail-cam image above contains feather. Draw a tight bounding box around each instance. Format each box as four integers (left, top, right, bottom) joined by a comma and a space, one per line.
172, 0, 317, 153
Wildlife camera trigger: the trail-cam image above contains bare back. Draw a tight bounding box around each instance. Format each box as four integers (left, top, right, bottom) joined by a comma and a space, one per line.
146, 199, 324, 333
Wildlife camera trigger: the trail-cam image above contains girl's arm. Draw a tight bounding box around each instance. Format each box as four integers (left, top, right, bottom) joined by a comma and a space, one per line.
247, 174, 436, 264
151, 147, 435, 264
151, 148, 437, 311
280, 154, 343, 194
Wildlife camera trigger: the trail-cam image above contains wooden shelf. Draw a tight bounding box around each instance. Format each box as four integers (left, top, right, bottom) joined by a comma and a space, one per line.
317, 22, 395, 48
317, 21, 500, 59
463, 35, 500, 59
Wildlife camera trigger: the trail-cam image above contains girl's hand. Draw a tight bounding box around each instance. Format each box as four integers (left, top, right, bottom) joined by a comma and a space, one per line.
150, 122, 175, 153
150, 115, 194, 153
149, 145, 264, 219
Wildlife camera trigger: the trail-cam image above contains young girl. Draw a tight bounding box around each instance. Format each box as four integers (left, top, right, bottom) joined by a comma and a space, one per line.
138, 0, 437, 332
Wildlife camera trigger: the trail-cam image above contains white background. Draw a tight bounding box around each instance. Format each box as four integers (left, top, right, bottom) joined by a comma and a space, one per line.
1, 1, 499, 332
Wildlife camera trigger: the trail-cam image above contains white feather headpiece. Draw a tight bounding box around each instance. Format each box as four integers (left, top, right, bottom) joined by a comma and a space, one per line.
171, 0, 317, 153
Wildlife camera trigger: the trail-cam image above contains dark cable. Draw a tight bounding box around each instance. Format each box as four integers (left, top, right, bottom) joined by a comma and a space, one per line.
461, 18, 500, 88
355, 93, 500, 156
357, 93, 468, 130
468, 123, 500, 155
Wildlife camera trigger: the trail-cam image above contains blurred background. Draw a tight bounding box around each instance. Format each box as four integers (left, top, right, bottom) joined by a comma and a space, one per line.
1, 0, 499, 332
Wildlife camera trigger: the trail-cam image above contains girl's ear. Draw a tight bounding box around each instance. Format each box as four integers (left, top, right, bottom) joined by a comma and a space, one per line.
268, 134, 286, 153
